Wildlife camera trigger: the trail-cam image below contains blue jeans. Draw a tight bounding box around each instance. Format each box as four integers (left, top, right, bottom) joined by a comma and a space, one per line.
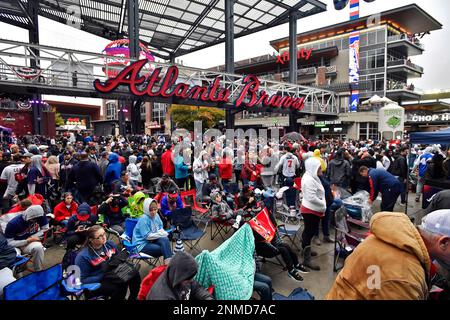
141, 237, 173, 259
254, 273, 272, 300
195, 180, 204, 202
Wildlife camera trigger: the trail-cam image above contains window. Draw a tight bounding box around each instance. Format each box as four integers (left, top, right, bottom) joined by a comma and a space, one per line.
368, 31, 376, 45
359, 122, 379, 140
106, 101, 117, 120
360, 33, 368, 46
377, 30, 385, 44
152, 103, 167, 125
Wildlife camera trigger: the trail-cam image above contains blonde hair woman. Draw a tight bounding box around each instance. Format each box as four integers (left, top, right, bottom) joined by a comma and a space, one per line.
45, 155, 60, 180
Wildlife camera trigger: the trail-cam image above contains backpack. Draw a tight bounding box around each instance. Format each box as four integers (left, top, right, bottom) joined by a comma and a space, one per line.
62, 249, 79, 271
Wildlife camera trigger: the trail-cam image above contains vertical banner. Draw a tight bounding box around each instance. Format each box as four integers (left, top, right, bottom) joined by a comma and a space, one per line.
349, 0, 360, 112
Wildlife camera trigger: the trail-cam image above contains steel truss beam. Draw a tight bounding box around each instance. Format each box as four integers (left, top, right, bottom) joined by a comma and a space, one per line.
0, 39, 338, 115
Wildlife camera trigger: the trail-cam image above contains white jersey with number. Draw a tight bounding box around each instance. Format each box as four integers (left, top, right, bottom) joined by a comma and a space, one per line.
275, 153, 299, 178
1, 163, 24, 198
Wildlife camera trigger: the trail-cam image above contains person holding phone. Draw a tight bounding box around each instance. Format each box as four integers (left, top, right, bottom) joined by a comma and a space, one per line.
65, 202, 98, 250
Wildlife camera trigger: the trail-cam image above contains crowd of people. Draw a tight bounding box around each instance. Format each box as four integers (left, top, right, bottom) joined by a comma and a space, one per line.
0, 129, 449, 300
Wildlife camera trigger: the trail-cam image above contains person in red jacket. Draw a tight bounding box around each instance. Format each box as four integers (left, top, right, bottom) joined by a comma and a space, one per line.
53, 192, 78, 227
218, 151, 233, 185
161, 144, 175, 178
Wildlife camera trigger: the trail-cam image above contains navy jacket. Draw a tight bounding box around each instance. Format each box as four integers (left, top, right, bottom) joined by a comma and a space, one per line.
66, 214, 98, 236
75, 240, 118, 284
368, 168, 404, 201
69, 160, 102, 194
4, 214, 48, 242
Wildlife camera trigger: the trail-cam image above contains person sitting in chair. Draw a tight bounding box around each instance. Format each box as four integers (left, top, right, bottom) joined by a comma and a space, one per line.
160, 191, 184, 219
133, 198, 173, 265
202, 174, 224, 203
65, 203, 98, 250
75, 225, 141, 300
156, 174, 180, 194
237, 185, 259, 216
98, 194, 128, 235
147, 251, 213, 300
53, 192, 78, 227
4, 205, 49, 272
210, 191, 242, 229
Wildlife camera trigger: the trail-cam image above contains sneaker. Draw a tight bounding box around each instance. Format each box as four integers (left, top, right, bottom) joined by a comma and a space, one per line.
314, 237, 322, 246
323, 236, 334, 243
288, 269, 304, 282
415, 197, 420, 203
295, 263, 310, 274
399, 202, 406, 207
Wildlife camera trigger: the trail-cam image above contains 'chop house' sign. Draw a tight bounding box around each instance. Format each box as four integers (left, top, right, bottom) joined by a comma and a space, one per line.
94, 60, 305, 110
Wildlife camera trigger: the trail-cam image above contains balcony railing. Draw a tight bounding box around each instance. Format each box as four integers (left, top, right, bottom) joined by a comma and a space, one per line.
387, 59, 424, 73
387, 81, 423, 95
281, 65, 337, 78
387, 35, 424, 50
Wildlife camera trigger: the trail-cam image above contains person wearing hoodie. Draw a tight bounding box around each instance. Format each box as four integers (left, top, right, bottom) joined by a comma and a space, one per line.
65, 202, 98, 250
160, 191, 184, 218
300, 157, 327, 271
412, 147, 434, 203
193, 150, 209, 202
133, 198, 173, 264
98, 194, 128, 235
210, 191, 242, 228
156, 174, 180, 194
104, 153, 123, 190
0, 233, 17, 299
98, 151, 109, 180
127, 155, 141, 189
4, 205, 49, 271
75, 225, 141, 300
313, 149, 327, 173
27, 155, 51, 198
161, 144, 175, 178
174, 151, 191, 190
326, 210, 450, 300
326, 148, 351, 189
147, 251, 213, 300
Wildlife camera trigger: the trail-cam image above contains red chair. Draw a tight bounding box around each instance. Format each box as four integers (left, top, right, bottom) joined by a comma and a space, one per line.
179, 190, 208, 215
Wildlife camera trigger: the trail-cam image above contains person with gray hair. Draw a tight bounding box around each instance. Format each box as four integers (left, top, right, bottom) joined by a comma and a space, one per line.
27, 155, 50, 197
4, 205, 49, 272
327, 210, 450, 300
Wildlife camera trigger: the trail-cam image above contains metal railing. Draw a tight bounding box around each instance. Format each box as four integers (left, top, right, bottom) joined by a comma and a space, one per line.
387, 35, 424, 50
0, 38, 339, 115
387, 58, 424, 73
386, 81, 423, 95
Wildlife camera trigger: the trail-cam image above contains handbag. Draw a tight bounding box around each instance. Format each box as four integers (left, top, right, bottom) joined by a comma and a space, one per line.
102, 249, 139, 284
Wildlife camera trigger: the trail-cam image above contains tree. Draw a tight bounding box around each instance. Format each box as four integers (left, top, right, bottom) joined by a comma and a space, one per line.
52, 107, 65, 127
170, 104, 225, 131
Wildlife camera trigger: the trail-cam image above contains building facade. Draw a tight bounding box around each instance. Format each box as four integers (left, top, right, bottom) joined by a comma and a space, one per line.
212, 4, 442, 140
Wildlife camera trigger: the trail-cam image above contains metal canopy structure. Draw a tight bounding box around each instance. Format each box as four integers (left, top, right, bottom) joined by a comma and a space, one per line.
0, 0, 326, 60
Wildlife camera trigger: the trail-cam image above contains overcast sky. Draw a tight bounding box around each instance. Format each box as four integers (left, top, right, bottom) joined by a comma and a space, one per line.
0, 0, 448, 106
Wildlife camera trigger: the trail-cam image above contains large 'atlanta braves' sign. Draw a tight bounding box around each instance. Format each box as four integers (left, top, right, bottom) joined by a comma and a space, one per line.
93, 60, 305, 110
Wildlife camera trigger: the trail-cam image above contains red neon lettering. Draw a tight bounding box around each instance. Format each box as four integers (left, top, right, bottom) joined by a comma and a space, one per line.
235, 75, 259, 107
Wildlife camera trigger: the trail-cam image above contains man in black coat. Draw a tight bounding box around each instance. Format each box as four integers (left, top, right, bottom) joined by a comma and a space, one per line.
351, 149, 377, 193
69, 152, 102, 204
391, 146, 409, 205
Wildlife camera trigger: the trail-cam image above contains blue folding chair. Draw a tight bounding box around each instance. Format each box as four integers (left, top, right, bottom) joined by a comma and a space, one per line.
3, 264, 99, 300
10, 255, 30, 277
171, 207, 206, 254
121, 218, 162, 268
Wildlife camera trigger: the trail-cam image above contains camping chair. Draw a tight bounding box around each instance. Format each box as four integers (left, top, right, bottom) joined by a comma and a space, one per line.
274, 187, 303, 250
3, 264, 99, 300
10, 255, 30, 277
180, 189, 210, 227
210, 216, 235, 242
120, 218, 162, 269
333, 207, 370, 272
171, 207, 206, 254
250, 207, 287, 271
